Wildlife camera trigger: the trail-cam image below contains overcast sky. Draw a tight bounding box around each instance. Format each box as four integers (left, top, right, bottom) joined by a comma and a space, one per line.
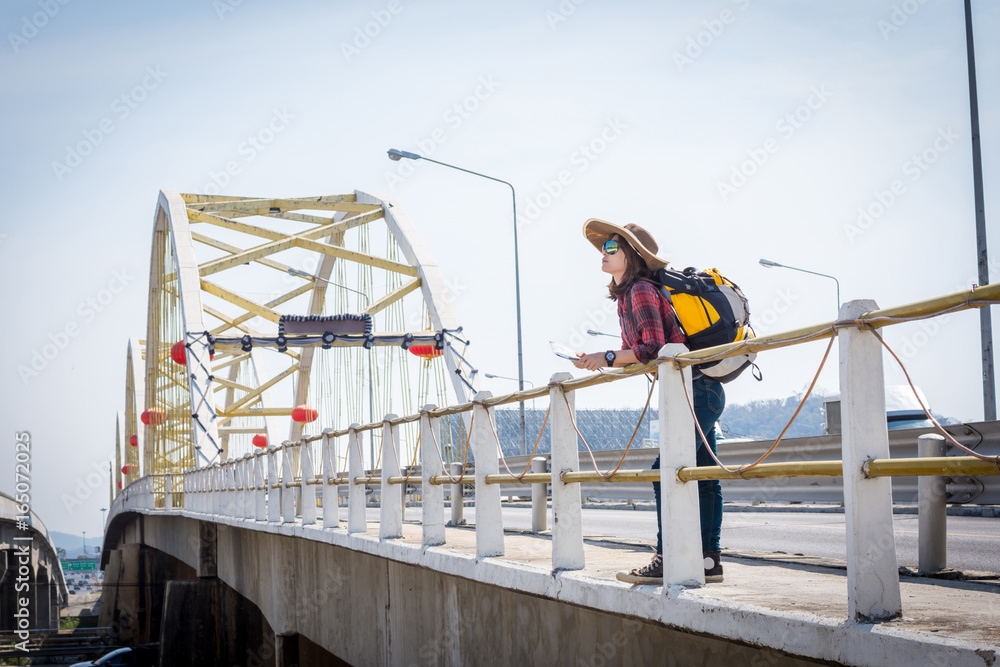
1, 0, 998, 537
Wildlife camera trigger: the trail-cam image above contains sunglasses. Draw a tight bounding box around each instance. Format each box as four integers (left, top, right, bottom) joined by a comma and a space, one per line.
602, 239, 620, 255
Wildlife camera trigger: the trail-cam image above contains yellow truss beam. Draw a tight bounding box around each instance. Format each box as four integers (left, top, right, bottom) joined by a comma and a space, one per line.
204, 305, 265, 337
187, 195, 357, 214
364, 278, 422, 316
219, 407, 296, 417
207, 282, 313, 336
201, 280, 282, 323
294, 237, 419, 276
222, 363, 299, 415
194, 208, 385, 278
188, 210, 288, 241
212, 376, 254, 393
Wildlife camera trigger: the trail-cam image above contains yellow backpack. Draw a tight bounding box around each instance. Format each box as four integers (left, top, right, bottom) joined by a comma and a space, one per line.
653, 267, 759, 383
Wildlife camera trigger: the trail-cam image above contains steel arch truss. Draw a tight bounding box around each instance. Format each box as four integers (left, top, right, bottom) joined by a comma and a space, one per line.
139, 189, 479, 473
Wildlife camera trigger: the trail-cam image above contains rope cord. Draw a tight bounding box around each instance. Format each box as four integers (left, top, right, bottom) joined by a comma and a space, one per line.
488, 404, 551, 481
353, 426, 383, 484
679, 336, 834, 477
872, 329, 1000, 473
561, 376, 657, 480
427, 409, 474, 483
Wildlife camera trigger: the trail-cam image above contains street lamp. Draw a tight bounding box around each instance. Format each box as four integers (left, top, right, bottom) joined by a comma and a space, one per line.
587, 329, 618, 339
99, 507, 106, 529
82, 530, 86, 556
286, 267, 371, 310
485, 373, 535, 413
759, 259, 840, 311
387, 148, 527, 456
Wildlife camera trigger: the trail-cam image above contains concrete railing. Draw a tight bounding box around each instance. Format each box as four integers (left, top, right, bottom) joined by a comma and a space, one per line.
112, 286, 1000, 624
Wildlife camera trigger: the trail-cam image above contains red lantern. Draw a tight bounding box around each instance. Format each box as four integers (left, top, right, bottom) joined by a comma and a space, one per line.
129, 434, 138, 447
171, 340, 212, 365
408, 345, 442, 360
291, 405, 318, 423
121, 464, 130, 475
117, 481, 122, 490
141, 408, 169, 425
252, 434, 268, 448
171, 341, 186, 365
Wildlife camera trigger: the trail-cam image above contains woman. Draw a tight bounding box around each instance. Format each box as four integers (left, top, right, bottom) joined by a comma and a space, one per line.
574, 218, 726, 584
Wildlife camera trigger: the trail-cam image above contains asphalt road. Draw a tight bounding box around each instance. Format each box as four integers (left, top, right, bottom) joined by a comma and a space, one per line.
394, 506, 1000, 574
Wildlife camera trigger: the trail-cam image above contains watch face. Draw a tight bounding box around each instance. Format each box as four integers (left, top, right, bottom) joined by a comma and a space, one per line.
605, 351, 615, 363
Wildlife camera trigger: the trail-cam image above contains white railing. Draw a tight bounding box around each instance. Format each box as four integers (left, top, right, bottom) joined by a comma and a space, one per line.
111, 288, 1000, 624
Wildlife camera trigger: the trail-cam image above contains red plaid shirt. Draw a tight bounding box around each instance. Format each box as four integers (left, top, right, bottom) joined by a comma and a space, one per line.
618, 280, 687, 363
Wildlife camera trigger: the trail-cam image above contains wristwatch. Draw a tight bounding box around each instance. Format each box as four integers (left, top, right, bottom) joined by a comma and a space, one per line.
604, 350, 616, 367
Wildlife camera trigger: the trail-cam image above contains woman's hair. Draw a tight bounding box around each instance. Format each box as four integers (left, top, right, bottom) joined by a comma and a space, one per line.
608, 236, 652, 300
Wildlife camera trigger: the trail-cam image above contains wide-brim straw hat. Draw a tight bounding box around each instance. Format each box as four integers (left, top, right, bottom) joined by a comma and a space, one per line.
582, 219, 669, 271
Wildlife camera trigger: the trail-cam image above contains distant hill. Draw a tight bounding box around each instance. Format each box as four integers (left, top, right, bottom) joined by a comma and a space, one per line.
51, 531, 102, 559
718, 394, 830, 440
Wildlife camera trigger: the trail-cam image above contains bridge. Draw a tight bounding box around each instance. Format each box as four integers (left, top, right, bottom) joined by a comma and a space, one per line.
1, 490, 68, 641
99, 190, 1000, 666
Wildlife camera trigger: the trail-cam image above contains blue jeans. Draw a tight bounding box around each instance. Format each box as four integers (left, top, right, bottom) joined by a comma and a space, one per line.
652, 376, 726, 553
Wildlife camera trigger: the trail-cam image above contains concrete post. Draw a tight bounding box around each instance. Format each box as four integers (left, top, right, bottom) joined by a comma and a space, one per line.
300, 439, 317, 526
918, 433, 948, 573
658, 343, 704, 587
421, 406, 445, 547
549, 373, 585, 570
254, 454, 266, 521
473, 392, 504, 557
449, 462, 465, 526
165, 473, 173, 510
280, 446, 296, 523
839, 299, 902, 622
242, 456, 254, 520
322, 429, 339, 529
380, 416, 403, 540
347, 426, 367, 534
266, 447, 281, 523
212, 465, 222, 517
228, 463, 238, 517
530, 457, 548, 533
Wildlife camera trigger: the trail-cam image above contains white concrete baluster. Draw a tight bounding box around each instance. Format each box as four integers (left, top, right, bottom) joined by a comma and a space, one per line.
301, 439, 317, 526
165, 473, 173, 510
380, 416, 403, 540
280, 445, 296, 523
242, 456, 254, 520
839, 299, 901, 622
267, 447, 281, 523
227, 463, 237, 517
211, 465, 221, 517
420, 406, 445, 547
473, 393, 503, 558
322, 429, 339, 529
658, 343, 704, 587
347, 426, 367, 534
254, 453, 267, 521
549, 373, 584, 570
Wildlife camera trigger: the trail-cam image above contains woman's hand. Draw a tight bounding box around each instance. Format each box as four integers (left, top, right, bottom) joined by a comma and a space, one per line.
573, 352, 607, 371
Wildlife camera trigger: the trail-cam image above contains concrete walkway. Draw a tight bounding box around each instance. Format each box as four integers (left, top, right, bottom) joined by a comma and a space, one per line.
388, 519, 1000, 654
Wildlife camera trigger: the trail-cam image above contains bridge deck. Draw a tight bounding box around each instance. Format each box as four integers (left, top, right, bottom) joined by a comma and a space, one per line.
387, 519, 1000, 647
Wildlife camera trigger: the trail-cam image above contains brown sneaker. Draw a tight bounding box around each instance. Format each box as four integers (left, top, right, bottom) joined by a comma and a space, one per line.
616, 552, 663, 584
703, 550, 724, 583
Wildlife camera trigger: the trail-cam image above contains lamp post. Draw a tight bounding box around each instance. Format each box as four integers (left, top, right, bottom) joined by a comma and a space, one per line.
759, 259, 840, 312
99, 507, 106, 529
387, 148, 527, 456
287, 267, 377, 466
485, 373, 535, 413
964, 0, 996, 420
82, 531, 86, 556
587, 329, 618, 339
